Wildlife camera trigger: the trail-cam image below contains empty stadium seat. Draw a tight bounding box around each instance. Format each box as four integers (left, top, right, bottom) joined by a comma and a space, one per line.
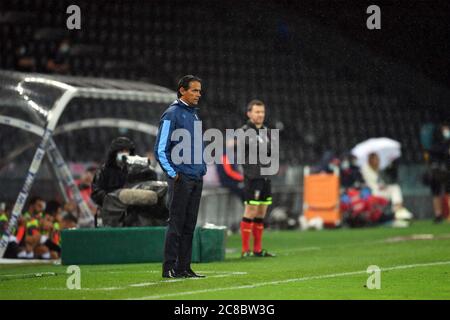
0, 0, 440, 166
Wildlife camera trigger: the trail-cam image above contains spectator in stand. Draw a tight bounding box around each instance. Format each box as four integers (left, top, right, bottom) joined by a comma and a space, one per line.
426, 123, 450, 223
46, 38, 71, 74
312, 150, 340, 174
340, 154, 364, 189
14, 43, 36, 72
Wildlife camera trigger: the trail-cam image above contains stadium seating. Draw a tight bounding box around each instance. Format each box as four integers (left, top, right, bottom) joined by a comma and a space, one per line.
0, 0, 446, 166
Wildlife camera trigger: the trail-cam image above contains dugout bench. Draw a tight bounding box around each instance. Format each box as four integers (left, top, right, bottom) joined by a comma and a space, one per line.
61, 226, 227, 265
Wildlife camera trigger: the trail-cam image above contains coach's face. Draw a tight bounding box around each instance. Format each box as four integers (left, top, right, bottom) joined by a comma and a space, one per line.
247, 104, 265, 126
180, 81, 202, 106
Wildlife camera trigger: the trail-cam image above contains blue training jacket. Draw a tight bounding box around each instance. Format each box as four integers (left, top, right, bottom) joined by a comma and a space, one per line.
154, 99, 207, 180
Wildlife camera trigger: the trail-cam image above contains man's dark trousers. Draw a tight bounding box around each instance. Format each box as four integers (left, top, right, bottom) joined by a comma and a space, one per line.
163, 173, 203, 272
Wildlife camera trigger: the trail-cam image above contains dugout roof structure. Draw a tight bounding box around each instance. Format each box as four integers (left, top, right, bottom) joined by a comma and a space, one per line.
0, 70, 177, 234
0, 70, 176, 109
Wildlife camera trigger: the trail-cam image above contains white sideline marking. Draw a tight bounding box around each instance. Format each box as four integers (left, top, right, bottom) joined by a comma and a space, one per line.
38, 271, 248, 291
127, 260, 450, 300
277, 246, 321, 252
101, 270, 243, 275
129, 282, 157, 287
0, 272, 57, 279
278, 247, 321, 255
0, 258, 57, 265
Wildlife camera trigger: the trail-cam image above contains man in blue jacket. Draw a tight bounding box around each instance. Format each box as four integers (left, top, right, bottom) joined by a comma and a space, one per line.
154, 75, 207, 278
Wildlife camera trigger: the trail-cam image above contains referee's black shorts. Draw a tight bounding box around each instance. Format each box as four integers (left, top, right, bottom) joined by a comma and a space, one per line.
243, 177, 272, 205
429, 168, 450, 196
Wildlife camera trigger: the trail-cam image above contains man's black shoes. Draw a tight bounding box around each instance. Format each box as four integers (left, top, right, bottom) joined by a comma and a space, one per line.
183, 269, 206, 278
162, 268, 206, 278
162, 269, 183, 278
434, 216, 444, 224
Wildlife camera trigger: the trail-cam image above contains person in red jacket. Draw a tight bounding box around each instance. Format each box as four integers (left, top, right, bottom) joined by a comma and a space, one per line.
217, 138, 245, 201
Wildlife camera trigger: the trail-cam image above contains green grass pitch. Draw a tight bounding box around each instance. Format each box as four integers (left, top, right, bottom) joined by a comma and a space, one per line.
1, 220, 450, 300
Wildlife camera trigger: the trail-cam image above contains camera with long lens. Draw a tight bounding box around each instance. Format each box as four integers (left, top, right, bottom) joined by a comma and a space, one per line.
121, 155, 150, 167
102, 154, 166, 227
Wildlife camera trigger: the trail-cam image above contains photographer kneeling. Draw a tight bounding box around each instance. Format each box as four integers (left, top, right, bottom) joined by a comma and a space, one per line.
91, 137, 168, 227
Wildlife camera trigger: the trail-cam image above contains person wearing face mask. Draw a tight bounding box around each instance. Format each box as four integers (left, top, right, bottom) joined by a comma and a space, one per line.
46, 38, 71, 74
427, 123, 450, 223
91, 137, 136, 207
340, 154, 364, 189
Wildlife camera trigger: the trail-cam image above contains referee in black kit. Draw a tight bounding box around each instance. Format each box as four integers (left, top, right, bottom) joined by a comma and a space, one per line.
154, 75, 207, 278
